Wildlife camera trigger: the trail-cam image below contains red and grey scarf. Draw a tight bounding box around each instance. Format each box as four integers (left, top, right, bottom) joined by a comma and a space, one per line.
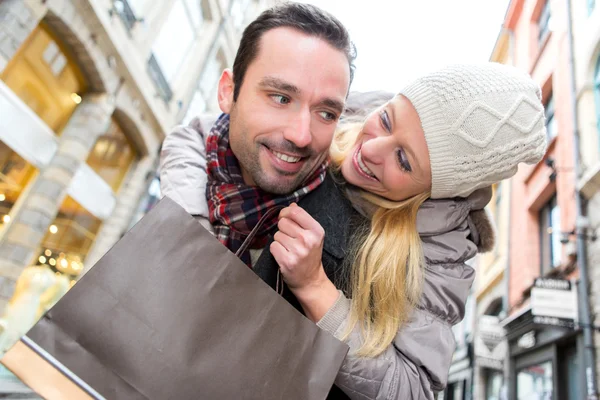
206, 113, 327, 267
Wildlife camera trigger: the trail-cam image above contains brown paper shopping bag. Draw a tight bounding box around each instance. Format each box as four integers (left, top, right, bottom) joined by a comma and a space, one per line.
1, 197, 348, 400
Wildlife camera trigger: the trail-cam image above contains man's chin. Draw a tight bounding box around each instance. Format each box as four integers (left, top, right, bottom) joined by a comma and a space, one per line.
252, 171, 304, 195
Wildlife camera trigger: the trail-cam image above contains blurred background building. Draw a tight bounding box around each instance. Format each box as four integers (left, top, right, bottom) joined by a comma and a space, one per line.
0, 0, 273, 393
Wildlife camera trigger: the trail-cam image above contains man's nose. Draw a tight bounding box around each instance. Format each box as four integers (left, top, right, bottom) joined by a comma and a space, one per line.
283, 110, 312, 149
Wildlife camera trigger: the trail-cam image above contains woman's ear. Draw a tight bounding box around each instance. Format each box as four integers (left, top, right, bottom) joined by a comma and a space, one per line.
217, 69, 234, 114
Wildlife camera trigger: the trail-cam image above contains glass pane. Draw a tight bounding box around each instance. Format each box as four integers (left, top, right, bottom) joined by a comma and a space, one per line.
37, 196, 101, 274
0, 141, 37, 231
546, 115, 558, 139
183, 91, 207, 124
517, 361, 553, 399
128, 0, 149, 15
86, 118, 137, 192
485, 370, 503, 400
200, 58, 221, 95
152, 0, 195, 82
184, 0, 203, 28
550, 201, 561, 268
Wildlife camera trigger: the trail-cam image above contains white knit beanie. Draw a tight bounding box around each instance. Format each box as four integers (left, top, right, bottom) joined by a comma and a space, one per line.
400, 63, 548, 199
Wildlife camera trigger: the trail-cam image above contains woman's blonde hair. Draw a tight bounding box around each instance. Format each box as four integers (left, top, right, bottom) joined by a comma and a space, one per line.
330, 120, 429, 358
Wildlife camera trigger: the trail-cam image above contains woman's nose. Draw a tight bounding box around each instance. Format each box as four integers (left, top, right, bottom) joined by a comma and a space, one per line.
360, 136, 390, 165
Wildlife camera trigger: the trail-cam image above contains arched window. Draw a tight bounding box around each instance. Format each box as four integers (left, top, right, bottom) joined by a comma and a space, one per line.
0, 24, 87, 134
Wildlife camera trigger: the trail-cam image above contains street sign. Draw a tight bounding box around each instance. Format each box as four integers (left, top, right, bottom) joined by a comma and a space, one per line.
531, 278, 578, 322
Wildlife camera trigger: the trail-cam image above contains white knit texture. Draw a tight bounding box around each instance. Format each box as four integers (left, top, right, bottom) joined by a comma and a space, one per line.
400, 63, 548, 199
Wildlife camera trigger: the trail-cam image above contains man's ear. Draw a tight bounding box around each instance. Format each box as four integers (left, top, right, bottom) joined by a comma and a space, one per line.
217, 69, 235, 114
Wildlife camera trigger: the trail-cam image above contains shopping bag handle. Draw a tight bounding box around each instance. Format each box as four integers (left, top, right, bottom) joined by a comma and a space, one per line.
235, 205, 285, 294
235, 205, 284, 259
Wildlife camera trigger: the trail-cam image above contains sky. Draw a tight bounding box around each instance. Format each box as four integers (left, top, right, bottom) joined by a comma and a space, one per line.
299, 0, 511, 93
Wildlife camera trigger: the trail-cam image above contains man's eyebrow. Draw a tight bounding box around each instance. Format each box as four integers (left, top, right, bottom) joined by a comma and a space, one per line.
258, 77, 300, 94
317, 98, 345, 115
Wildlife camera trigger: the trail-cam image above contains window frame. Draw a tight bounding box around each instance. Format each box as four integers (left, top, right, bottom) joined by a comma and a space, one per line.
537, 0, 552, 45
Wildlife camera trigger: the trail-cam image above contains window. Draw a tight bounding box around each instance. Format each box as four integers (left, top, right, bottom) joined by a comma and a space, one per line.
589, 0, 596, 15
540, 196, 561, 272
86, 117, 137, 192
485, 370, 503, 400
128, 0, 149, 16
152, 0, 195, 82
36, 196, 102, 276
0, 141, 37, 232
538, 0, 552, 44
231, 0, 252, 29
0, 25, 86, 133
182, 91, 207, 124
595, 56, 600, 141
517, 361, 553, 399
200, 58, 222, 96
544, 94, 558, 140
184, 0, 204, 29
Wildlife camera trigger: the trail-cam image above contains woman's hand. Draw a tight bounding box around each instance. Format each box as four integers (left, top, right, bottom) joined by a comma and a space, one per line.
270, 203, 327, 291
270, 203, 339, 322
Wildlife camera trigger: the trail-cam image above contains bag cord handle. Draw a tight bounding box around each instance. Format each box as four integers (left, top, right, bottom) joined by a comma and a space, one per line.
235, 205, 285, 295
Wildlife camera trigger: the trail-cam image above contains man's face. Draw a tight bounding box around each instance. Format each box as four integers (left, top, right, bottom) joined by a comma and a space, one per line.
219, 27, 351, 194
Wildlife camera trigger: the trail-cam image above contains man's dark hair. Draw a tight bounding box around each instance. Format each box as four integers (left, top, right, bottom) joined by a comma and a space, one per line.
231, 2, 356, 101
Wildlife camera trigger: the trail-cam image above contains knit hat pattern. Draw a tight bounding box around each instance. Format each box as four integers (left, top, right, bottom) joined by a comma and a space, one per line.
400, 63, 548, 199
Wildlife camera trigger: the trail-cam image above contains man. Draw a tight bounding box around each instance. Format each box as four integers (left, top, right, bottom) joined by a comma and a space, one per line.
160, 3, 443, 399
161, 3, 357, 398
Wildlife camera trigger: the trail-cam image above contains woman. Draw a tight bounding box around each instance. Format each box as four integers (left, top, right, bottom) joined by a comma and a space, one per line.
160, 63, 547, 399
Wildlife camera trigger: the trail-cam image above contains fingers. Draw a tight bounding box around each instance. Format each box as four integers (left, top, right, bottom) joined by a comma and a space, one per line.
273, 231, 295, 252
279, 203, 324, 234
270, 241, 289, 266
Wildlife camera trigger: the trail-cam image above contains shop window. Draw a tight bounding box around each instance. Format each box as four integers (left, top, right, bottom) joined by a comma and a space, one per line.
0, 25, 86, 133
544, 94, 557, 141
485, 370, 503, 400
0, 141, 37, 231
36, 196, 102, 278
516, 361, 553, 399
86, 117, 137, 192
539, 196, 561, 273
537, 0, 552, 45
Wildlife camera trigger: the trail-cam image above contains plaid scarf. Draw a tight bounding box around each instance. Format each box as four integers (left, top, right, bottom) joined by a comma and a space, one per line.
206, 114, 327, 267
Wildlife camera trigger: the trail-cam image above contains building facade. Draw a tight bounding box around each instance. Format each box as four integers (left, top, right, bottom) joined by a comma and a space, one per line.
0, 0, 272, 392
470, 27, 514, 400
571, 0, 600, 391
501, 0, 589, 398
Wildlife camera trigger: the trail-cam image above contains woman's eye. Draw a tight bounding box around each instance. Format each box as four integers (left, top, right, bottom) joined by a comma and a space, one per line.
319, 111, 337, 122
380, 110, 392, 132
397, 149, 412, 172
270, 94, 290, 105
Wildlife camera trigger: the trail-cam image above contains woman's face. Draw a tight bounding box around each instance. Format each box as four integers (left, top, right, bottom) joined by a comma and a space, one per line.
340, 94, 432, 201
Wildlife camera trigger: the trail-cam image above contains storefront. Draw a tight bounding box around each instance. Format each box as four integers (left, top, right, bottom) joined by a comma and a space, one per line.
474, 314, 507, 400
503, 307, 584, 399
0, 18, 142, 352
446, 342, 474, 400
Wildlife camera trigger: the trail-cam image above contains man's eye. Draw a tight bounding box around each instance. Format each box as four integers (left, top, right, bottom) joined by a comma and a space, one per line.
319, 111, 337, 121
270, 94, 290, 105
